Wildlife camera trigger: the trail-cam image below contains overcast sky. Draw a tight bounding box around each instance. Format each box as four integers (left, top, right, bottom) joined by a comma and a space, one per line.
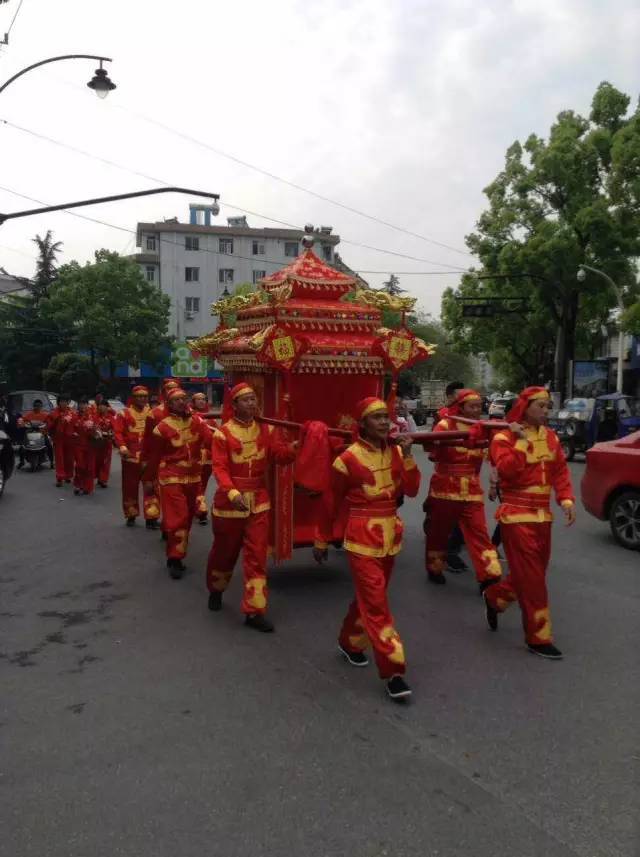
0, 0, 638, 315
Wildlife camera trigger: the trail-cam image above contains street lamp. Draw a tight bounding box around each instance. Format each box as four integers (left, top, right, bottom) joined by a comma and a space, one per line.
0, 54, 116, 97
577, 264, 625, 394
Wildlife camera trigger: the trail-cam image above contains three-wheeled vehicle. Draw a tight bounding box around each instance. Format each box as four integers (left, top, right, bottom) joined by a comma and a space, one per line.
555, 393, 640, 461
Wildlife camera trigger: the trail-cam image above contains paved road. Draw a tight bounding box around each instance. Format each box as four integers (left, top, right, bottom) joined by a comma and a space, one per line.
1, 458, 638, 857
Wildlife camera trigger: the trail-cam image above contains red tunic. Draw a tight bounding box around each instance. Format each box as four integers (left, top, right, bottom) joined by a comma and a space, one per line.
46, 407, 76, 439
428, 417, 485, 502
113, 405, 150, 463
316, 438, 420, 557
211, 419, 295, 518
490, 425, 575, 523
144, 414, 213, 487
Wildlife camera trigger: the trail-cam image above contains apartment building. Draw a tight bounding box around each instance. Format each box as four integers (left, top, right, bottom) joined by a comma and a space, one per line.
134, 208, 342, 339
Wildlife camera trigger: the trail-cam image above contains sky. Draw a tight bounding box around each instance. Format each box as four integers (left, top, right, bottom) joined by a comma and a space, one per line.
0, 0, 639, 316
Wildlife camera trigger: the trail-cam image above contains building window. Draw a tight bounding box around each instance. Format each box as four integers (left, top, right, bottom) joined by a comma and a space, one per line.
252, 270, 266, 284
322, 244, 332, 261
145, 266, 155, 282
146, 236, 156, 251
252, 240, 265, 255
284, 241, 298, 257
185, 267, 200, 282
185, 297, 200, 313
219, 269, 234, 284
185, 236, 200, 251
219, 238, 234, 254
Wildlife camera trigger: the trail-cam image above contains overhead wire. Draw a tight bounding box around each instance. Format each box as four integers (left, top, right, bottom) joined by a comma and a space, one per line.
3, 0, 24, 43
0, 118, 470, 272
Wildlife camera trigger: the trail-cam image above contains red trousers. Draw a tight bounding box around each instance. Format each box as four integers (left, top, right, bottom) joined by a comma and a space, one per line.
206, 511, 269, 615
160, 482, 199, 560
121, 459, 160, 521
94, 443, 112, 484
53, 436, 74, 482
196, 463, 212, 519
339, 553, 406, 680
73, 446, 95, 494
485, 522, 553, 645
424, 497, 502, 583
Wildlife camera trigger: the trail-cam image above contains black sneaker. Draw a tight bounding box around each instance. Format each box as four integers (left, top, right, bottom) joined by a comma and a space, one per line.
479, 578, 500, 595
65, 479, 72, 484
427, 572, 446, 585
167, 558, 185, 580
338, 643, 369, 667
446, 553, 468, 573
73, 488, 81, 495
198, 515, 208, 526
55, 480, 63, 488
483, 593, 498, 631
386, 675, 412, 701
126, 516, 136, 527
145, 519, 160, 530
98, 481, 107, 489
161, 531, 168, 541
245, 614, 274, 633
208, 592, 223, 612
528, 643, 563, 660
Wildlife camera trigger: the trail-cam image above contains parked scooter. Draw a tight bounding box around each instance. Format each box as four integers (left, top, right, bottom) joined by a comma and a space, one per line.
19, 420, 49, 472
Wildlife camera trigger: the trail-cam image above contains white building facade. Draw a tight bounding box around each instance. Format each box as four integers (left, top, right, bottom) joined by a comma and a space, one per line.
133, 212, 341, 339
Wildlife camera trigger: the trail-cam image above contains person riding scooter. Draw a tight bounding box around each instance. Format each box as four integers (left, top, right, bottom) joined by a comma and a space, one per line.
17, 399, 53, 470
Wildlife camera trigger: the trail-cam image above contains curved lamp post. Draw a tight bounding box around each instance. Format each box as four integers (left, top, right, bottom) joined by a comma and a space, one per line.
0, 54, 116, 97
577, 264, 625, 394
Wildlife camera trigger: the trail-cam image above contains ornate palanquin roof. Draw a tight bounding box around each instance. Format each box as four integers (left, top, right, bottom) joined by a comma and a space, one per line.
191, 240, 434, 376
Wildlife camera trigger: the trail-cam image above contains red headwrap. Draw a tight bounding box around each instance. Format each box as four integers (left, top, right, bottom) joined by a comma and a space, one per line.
354, 397, 388, 422
166, 387, 187, 401
131, 385, 149, 395
506, 387, 550, 423
445, 388, 481, 417
230, 382, 255, 401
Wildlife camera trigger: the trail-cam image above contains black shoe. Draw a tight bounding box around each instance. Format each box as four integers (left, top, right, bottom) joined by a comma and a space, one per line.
98, 481, 107, 488
17, 461, 24, 470
208, 591, 223, 612
145, 519, 160, 530
483, 593, 498, 631
167, 558, 185, 580
65, 479, 71, 484
527, 643, 563, 660
161, 530, 168, 541
73, 488, 81, 495
338, 643, 369, 667
126, 516, 136, 527
50, 462, 55, 469
446, 553, 469, 573
198, 515, 208, 526
427, 572, 446, 585
479, 578, 500, 595
245, 614, 274, 633
81, 490, 89, 495
386, 675, 412, 701
55, 480, 63, 488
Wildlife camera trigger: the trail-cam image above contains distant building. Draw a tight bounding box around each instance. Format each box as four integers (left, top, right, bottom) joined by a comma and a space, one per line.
133, 209, 345, 339
0, 267, 28, 299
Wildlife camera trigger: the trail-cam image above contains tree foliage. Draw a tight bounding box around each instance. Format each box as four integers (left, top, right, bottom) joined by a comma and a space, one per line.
441, 81, 640, 394
43, 250, 171, 379
42, 353, 96, 398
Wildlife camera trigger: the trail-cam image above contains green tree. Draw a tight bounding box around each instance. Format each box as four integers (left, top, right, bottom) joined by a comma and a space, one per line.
0, 232, 68, 388
381, 274, 404, 296
43, 250, 171, 380
42, 353, 96, 398
442, 81, 640, 396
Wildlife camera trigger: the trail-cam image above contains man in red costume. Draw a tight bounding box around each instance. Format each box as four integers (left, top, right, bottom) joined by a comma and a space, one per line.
93, 399, 115, 488
113, 385, 161, 528
205, 382, 297, 633
314, 397, 419, 702
191, 391, 218, 525
483, 387, 575, 659
71, 398, 97, 495
47, 394, 76, 487
144, 387, 213, 579
424, 388, 502, 590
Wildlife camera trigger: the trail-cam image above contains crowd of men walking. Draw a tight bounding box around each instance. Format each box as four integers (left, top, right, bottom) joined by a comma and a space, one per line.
13, 379, 576, 703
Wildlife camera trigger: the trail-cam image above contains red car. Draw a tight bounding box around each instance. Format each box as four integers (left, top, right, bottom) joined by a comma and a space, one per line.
581, 430, 640, 550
